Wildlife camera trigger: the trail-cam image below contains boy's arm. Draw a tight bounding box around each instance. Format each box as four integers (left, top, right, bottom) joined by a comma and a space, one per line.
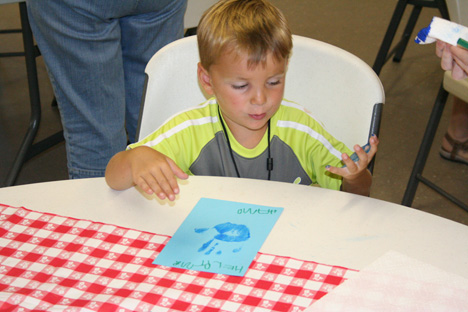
105, 146, 188, 201
340, 166, 373, 196
326, 135, 379, 196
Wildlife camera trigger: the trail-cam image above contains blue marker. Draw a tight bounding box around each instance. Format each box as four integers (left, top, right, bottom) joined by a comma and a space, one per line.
414, 17, 468, 47
342, 142, 371, 168
415, 26, 431, 44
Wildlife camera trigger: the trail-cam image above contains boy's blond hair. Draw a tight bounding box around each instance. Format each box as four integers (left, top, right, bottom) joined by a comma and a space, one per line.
197, 0, 292, 69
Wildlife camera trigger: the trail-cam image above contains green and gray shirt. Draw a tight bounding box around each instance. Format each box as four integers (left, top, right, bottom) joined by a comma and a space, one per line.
129, 98, 352, 190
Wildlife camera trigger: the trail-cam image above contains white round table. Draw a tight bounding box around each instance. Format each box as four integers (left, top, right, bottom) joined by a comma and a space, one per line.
0, 176, 467, 278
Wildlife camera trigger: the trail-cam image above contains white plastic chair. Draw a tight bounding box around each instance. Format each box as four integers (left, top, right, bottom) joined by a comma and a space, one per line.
402, 0, 468, 211
136, 35, 385, 164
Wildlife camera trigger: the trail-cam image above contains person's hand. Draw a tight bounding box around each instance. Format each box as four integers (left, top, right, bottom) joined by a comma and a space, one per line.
436, 40, 468, 80
128, 146, 188, 201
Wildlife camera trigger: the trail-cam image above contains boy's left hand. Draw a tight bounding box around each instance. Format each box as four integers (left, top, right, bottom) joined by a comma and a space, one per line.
326, 135, 379, 180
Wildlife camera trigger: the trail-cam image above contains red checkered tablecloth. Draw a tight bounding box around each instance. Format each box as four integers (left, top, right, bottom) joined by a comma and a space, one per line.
0, 204, 357, 311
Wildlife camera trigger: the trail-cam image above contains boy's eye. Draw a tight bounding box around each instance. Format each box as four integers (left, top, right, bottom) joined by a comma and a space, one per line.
268, 80, 281, 86
232, 84, 248, 90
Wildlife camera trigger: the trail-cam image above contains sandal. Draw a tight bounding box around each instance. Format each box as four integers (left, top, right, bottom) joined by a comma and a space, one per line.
439, 133, 468, 165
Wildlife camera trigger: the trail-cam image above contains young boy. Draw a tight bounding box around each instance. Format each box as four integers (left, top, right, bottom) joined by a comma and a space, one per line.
105, 0, 379, 201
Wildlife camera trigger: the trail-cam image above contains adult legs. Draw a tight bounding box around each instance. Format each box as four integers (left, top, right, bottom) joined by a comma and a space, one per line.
121, 0, 187, 143
441, 96, 468, 164
26, 0, 186, 178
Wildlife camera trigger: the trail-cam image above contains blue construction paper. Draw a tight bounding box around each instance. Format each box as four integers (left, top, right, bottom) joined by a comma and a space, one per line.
153, 198, 283, 276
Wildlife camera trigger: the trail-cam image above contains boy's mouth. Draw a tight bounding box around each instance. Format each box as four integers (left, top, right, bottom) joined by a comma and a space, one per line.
249, 113, 266, 120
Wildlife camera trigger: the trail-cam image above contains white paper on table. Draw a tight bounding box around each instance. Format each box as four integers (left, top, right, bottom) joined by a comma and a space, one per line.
304, 250, 468, 312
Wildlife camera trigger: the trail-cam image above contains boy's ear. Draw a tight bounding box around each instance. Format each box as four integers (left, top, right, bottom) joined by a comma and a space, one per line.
197, 62, 215, 96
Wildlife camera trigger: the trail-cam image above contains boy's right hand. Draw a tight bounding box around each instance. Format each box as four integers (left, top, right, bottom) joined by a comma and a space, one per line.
105, 146, 188, 201
129, 146, 189, 201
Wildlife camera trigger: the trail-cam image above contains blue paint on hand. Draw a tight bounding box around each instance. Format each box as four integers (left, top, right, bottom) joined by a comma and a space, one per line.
195, 222, 250, 255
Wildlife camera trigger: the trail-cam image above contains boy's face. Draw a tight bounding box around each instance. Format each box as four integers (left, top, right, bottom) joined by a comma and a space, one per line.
198, 50, 287, 146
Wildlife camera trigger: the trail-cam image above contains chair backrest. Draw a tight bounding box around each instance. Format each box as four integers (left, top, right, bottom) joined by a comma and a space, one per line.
137, 35, 385, 150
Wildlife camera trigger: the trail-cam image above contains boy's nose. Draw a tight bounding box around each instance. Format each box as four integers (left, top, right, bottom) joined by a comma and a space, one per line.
251, 88, 267, 105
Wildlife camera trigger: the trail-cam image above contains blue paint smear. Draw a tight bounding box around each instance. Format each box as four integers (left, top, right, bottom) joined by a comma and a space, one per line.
346, 235, 379, 242
196, 222, 251, 255
198, 238, 214, 252
213, 222, 250, 242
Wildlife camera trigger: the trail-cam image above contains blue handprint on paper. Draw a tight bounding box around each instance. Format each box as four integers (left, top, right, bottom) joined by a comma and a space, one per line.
195, 222, 250, 255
